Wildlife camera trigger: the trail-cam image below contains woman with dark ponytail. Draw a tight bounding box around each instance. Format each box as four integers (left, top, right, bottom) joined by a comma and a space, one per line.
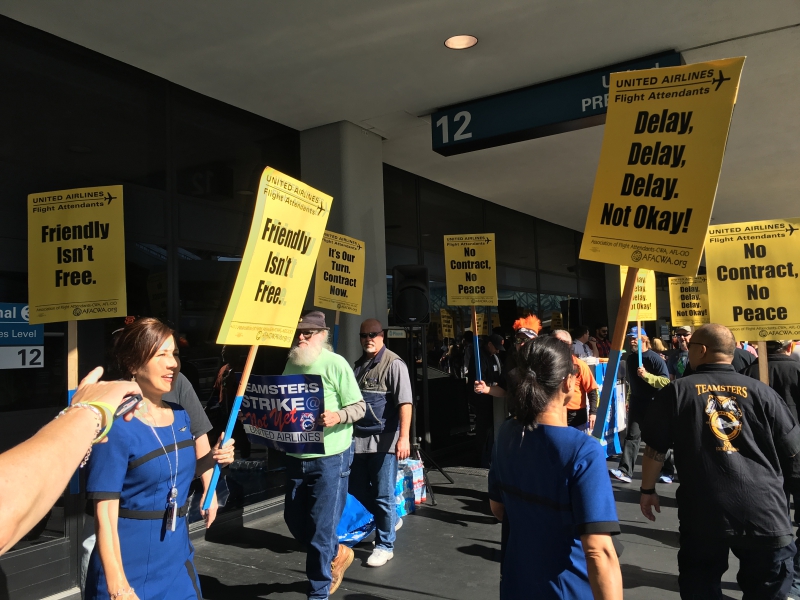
488, 336, 622, 599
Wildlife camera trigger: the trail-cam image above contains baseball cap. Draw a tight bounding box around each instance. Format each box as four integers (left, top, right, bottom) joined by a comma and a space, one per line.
489, 334, 504, 349
675, 325, 693, 334
627, 326, 647, 338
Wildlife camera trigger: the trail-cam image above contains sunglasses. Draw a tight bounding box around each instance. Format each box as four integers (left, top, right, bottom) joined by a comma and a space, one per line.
359, 332, 383, 339
296, 330, 322, 339
676, 332, 691, 337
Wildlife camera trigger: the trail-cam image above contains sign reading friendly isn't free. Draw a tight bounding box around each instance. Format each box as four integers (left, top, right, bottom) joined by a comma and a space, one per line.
431, 51, 682, 156
27, 185, 127, 324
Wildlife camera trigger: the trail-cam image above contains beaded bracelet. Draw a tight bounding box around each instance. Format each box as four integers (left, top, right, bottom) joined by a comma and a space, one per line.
109, 587, 135, 599
55, 403, 105, 468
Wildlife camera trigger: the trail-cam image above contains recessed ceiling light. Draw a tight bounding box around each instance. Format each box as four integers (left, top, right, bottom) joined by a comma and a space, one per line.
444, 35, 478, 50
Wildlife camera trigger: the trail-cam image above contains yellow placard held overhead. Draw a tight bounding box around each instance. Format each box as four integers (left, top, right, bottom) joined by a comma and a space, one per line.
668, 275, 709, 327
705, 218, 800, 341
218, 168, 331, 347
440, 309, 455, 338
580, 57, 746, 276
550, 311, 564, 329
27, 185, 126, 324
491, 313, 500, 330
620, 266, 657, 320
444, 234, 498, 306
313, 231, 365, 315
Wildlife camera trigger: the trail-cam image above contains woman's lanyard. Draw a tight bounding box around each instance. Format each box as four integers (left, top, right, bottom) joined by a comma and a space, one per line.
145, 418, 179, 532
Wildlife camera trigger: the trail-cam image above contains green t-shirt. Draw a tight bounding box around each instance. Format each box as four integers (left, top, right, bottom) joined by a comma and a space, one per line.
283, 348, 362, 458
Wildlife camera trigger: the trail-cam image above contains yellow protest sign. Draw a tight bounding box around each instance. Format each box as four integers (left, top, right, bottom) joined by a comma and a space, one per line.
440, 309, 455, 338
491, 313, 500, 330
27, 185, 126, 324
217, 168, 331, 347
475, 312, 489, 336
620, 266, 657, 321
668, 275, 709, 327
550, 311, 563, 329
705, 218, 800, 341
444, 234, 498, 305
313, 231, 365, 315
580, 57, 745, 275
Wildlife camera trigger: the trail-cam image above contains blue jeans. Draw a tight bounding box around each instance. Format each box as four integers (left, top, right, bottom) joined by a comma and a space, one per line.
349, 452, 397, 551
284, 443, 353, 599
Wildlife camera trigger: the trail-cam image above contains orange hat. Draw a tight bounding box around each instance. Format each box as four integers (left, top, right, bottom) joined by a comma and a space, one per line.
512, 315, 542, 339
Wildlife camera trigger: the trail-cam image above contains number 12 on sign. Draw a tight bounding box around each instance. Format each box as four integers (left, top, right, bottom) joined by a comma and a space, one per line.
0, 346, 44, 369
436, 111, 473, 144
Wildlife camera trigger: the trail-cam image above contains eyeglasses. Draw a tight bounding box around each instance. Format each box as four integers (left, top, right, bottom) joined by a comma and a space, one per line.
359, 332, 383, 339
296, 330, 322, 339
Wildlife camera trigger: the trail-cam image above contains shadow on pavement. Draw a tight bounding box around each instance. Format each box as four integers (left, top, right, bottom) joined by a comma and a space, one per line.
199, 574, 307, 599
456, 543, 501, 562
206, 524, 304, 554
621, 564, 680, 592
620, 523, 680, 548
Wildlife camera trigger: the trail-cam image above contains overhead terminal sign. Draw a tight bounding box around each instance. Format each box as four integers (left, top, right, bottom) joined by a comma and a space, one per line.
580, 57, 745, 276
218, 168, 331, 347
0, 303, 44, 370
620, 267, 657, 321
431, 51, 682, 156
314, 231, 365, 315
668, 275, 709, 327
705, 218, 800, 341
27, 185, 126, 324
444, 234, 498, 306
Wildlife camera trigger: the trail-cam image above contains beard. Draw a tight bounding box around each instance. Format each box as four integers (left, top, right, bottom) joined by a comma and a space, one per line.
288, 338, 331, 367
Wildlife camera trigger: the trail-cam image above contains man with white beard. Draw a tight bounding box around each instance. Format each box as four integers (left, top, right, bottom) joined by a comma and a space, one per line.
282, 310, 366, 599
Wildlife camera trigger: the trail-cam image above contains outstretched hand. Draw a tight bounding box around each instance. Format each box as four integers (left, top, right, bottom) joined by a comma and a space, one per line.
73, 367, 143, 438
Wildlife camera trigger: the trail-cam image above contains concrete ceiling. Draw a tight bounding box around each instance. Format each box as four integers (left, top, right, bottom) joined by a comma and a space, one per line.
1, 1, 799, 230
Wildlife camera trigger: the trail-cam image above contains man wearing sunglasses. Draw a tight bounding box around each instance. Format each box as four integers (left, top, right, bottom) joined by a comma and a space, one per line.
667, 325, 692, 381
349, 319, 412, 567
282, 311, 366, 598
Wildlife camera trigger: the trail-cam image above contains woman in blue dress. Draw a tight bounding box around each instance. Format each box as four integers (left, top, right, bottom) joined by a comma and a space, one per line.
488, 335, 623, 600
85, 318, 234, 600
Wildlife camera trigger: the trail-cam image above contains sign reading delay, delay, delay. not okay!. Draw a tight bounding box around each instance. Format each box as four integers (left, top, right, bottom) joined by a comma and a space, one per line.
580, 57, 745, 276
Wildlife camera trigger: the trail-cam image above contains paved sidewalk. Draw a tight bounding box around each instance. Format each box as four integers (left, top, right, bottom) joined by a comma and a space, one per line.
194, 461, 744, 599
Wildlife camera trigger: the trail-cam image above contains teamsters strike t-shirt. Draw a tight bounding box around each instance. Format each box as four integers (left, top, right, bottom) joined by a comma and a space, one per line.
488, 420, 619, 599
642, 364, 800, 547
283, 348, 363, 459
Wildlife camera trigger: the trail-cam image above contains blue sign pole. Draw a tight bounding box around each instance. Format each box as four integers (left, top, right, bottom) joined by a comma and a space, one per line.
202, 344, 258, 511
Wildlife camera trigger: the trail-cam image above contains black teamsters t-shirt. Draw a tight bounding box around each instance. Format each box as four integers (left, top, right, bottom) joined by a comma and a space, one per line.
642, 364, 800, 547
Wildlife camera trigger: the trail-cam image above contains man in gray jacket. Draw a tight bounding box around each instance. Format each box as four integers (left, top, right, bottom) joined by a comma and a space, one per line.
350, 318, 413, 567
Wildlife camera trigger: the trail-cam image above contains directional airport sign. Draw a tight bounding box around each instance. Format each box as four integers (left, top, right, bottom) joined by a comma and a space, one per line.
431, 51, 682, 156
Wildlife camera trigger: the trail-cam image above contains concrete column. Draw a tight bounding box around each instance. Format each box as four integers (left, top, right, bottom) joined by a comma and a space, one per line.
300, 121, 387, 363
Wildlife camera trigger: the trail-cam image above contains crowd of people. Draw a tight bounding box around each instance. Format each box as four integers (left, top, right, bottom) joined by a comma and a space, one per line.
2, 309, 800, 599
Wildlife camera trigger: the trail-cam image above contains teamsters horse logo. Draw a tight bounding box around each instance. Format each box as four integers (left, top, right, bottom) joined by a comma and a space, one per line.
704, 394, 743, 453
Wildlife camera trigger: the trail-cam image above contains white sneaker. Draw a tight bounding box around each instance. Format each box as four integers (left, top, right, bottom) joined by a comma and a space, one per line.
609, 469, 632, 483
366, 548, 394, 567
394, 518, 403, 532
659, 474, 673, 484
